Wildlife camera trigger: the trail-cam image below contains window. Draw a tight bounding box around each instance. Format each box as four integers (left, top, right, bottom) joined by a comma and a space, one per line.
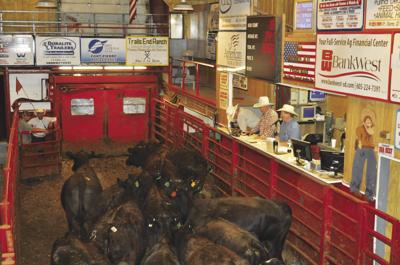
71, 98, 94, 116
170, 13, 184, 39
123, 97, 146, 114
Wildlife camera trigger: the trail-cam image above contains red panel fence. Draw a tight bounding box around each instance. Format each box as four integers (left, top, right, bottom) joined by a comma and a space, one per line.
152, 97, 400, 265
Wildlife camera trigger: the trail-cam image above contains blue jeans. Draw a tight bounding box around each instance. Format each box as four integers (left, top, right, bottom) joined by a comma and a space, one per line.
350, 148, 377, 200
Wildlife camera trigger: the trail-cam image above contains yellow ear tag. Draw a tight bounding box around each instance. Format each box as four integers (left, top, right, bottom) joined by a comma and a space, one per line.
164, 181, 170, 188
191, 181, 196, 188
134, 181, 140, 188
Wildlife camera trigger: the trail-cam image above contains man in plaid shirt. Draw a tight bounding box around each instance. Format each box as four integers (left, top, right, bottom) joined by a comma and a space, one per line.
250, 96, 278, 138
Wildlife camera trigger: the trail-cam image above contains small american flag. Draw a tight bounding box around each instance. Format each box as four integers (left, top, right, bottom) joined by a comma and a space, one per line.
283, 41, 316, 83
129, 0, 137, 24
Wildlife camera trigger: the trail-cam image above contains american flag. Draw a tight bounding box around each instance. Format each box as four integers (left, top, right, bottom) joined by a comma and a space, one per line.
283, 41, 316, 83
129, 0, 137, 24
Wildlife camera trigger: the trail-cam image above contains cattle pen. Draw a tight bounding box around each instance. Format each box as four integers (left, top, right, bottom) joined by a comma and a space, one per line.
0, 94, 399, 265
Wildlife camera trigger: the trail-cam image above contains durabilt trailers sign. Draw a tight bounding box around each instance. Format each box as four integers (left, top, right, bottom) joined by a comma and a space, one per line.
316, 34, 391, 100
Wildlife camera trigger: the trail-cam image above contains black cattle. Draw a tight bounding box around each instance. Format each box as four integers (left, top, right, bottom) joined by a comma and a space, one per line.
176, 233, 250, 265
90, 200, 145, 265
61, 151, 103, 240
194, 218, 270, 265
51, 234, 111, 265
178, 196, 292, 261
126, 140, 165, 168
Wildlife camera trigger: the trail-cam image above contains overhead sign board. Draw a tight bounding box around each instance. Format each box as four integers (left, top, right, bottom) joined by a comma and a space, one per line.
126, 36, 169, 66
317, 0, 364, 30
316, 34, 391, 100
217, 31, 246, 70
391, 34, 400, 103
81, 38, 126, 64
219, 0, 251, 30
366, 0, 400, 29
0, 35, 34, 65
36, 36, 81, 66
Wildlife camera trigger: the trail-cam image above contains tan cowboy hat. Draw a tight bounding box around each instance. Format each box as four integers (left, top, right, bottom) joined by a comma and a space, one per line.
361, 108, 376, 135
35, 108, 45, 114
277, 104, 298, 116
253, 96, 274, 108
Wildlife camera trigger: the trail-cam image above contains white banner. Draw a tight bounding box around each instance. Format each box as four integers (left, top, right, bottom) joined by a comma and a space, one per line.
81, 38, 126, 64
126, 36, 169, 66
317, 0, 364, 30
219, 0, 251, 30
316, 34, 391, 100
391, 34, 400, 103
36, 36, 80, 66
0, 35, 34, 65
366, 0, 400, 29
217, 31, 246, 70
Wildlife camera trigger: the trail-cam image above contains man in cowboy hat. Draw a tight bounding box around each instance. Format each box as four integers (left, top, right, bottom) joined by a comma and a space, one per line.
277, 104, 301, 142
249, 96, 278, 138
350, 108, 377, 202
28, 108, 57, 143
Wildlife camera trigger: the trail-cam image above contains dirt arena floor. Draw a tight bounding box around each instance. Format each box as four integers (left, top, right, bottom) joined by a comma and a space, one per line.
18, 143, 139, 265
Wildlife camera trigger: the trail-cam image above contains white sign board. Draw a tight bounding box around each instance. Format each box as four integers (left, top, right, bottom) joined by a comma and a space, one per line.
391, 34, 400, 103
317, 0, 364, 30
36, 36, 80, 66
396, 110, 400, 149
217, 31, 246, 70
0, 35, 34, 65
9, 73, 49, 110
219, 0, 251, 30
81, 38, 126, 64
378, 143, 395, 158
366, 0, 400, 29
126, 36, 169, 66
315, 34, 391, 100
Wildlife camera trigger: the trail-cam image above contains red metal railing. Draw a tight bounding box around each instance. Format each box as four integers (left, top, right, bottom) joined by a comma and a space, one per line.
152, 97, 400, 265
0, 111, 18, 265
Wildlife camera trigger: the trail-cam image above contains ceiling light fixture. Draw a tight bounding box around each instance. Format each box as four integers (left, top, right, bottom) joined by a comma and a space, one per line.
173, 0, 193, 11
35, 0, 58, 8
104, 66, 134, 70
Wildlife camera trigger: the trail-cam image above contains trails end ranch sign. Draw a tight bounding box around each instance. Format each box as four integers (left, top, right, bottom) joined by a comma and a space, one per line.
126, 36, 169, 66
316, 34, 391, 100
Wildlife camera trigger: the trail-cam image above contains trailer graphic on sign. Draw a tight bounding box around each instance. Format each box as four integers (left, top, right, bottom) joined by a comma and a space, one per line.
126, 36, 169, 66
316, 34, 391, 100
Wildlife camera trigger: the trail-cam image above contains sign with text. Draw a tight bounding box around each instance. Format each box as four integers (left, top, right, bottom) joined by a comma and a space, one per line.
317, 0, 364, 30
206, 32, 217, 60
219, 72, 229, 110
366, 0, 400, 29
36, 36, 80, 66
378, 143, 395, 158
126, 36, 169, 66
391, 34, 400, 103
217, 31, 246, 70
219, 0, 251, 30
0, 35, 34, 65
316, 34, 391, 100
246, 16, 281, 82
81, 38, 125, 64
295, 0, 314, 30
396, 110, 400, 149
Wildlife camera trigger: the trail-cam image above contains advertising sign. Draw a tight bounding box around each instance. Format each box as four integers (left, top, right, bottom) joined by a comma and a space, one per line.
246, 16, 281, 82
317, 0, 364, 30
81, 38, 125, 64
0, 35, 34, 65
315, 34, 391, 100
36, 36, 80, 66
396, 110, 400, 149
391, 34, 400, 103
378, 143, 395, 158
217, 31, 246, 70
206, 32, 217, 60
219, 0, 251, 30
283, 40, 316, 84
295, 0, 314, 30
126, 36, 169, 66
366, 0, 400, 29
219, 72, 229, 110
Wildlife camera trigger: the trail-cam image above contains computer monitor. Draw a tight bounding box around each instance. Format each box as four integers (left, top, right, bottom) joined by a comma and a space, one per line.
309, 91, 326, 102
300, 106, 316, 121
320, 150, 344, 174
292, 139, 313, 162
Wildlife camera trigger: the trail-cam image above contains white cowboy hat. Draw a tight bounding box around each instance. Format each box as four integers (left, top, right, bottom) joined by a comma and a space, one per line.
253, 96, 274, 108
277, 104, 298, 116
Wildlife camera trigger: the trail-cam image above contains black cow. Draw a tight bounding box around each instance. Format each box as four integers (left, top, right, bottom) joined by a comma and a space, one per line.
51, 234, 111, 265
194, 218, 270, 265
178, 196, 292, 261
61, 151, 103, 240
90, 200, 145, 265
126, 140, 165, 168
176, 233, 250, 265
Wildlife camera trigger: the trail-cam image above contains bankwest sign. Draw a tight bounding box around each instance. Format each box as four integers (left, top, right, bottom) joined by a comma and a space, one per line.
316, 34, 391, 100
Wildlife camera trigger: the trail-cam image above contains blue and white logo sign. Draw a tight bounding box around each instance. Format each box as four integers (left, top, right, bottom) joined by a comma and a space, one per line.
36, 36, 80, 65
81, 38, 126, 64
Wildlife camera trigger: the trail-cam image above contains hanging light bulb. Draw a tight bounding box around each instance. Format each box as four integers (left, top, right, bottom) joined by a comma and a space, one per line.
173, 0, 193, 11
35, 0, 57, 8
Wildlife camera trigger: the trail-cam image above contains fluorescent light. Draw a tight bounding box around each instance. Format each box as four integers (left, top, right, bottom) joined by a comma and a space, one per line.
73, 66, 103, 70
59, 66, 72, 70
134, 66, 147, 70
173, 0, 193, 11
104, 66, 134, 70
35, 0, 57, 8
